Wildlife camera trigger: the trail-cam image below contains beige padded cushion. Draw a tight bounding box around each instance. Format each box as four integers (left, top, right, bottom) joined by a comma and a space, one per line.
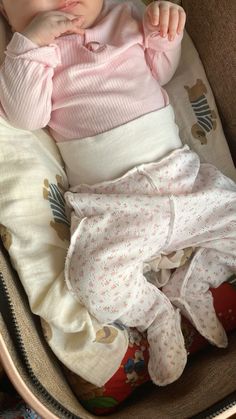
182, 0, 236, 163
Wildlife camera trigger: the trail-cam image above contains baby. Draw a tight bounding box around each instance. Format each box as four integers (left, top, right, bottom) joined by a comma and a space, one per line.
0, 0, 236, 387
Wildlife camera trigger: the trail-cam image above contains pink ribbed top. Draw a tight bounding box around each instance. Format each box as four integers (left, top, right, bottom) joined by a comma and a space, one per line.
0, 0, 183, 142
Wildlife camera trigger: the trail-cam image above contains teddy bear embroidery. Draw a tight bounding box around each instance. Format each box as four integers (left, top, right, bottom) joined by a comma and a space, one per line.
0, 224, 12, 251
43, 175, 70, 242
184, 79, 217, 145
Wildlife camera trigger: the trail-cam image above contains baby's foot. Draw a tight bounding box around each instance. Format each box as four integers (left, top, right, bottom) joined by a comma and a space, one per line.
147, 309, 187, 385
165, 290, 228, 348
162, 249, 228, 348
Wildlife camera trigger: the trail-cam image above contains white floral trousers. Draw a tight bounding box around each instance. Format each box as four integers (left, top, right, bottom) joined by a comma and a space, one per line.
65, 146, 236, 386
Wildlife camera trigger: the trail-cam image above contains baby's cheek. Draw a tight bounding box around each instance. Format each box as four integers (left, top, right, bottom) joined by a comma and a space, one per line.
77, 0, 103, 29
80, 14, 97, 29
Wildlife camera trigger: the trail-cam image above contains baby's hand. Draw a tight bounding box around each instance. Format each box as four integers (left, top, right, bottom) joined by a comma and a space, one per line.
146, 1, 186, 41
21, 10, 85, 47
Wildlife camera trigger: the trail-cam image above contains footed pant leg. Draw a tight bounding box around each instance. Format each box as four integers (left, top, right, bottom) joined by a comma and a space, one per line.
65, 192, 187, 385
162, 165, 236, 347
65, 149, 236, 384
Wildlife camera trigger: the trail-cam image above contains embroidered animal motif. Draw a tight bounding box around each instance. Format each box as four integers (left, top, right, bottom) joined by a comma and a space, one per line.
0, 224, 12, 251
43, 175, 70, 242
95, 326, 119, 344
184, 79, 217, 145
124, 350, 146, 386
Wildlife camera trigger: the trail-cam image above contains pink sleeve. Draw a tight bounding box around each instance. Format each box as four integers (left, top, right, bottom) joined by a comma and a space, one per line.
0, 32, 61, 130
143, 5, 183, 86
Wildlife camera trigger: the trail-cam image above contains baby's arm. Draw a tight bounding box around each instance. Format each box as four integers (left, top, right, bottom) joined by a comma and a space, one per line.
143, 1, 186, 86
0, 33, 60, 130
0, 11, 84, 131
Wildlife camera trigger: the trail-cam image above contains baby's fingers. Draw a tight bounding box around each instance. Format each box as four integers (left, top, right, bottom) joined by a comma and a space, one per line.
148, 2, 159, 26
61, 16, 85, 35
168, 7, 179, 40
177, 8, 186, 34
158, 4, 170, 37
72, 16, 85, 33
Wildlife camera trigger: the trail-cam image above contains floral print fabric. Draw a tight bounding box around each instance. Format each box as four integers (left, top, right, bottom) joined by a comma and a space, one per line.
65, 146, 236, 386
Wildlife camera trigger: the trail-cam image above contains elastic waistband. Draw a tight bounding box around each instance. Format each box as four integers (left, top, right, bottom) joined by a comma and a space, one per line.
58, 105, 182, 187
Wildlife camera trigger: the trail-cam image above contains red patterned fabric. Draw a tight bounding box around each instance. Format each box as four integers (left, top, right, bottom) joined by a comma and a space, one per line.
2, 281, 233, 417
66, 280, 236, 415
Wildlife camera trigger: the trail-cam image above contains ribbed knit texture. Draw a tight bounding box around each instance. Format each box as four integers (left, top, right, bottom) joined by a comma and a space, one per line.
0, 0, 183, 141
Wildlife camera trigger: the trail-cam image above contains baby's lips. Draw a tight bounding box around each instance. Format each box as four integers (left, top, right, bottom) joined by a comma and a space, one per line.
59, 1, 80, 11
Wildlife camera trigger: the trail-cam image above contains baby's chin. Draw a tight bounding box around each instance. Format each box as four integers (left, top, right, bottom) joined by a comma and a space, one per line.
80, 13, 101, 29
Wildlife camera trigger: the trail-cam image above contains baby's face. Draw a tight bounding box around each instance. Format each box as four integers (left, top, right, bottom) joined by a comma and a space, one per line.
1, 0, 104, 32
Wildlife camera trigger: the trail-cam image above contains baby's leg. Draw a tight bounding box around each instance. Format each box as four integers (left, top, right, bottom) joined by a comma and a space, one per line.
65, 149, 236, 385
162, 164, 236, 347
65, 192, 187, 386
